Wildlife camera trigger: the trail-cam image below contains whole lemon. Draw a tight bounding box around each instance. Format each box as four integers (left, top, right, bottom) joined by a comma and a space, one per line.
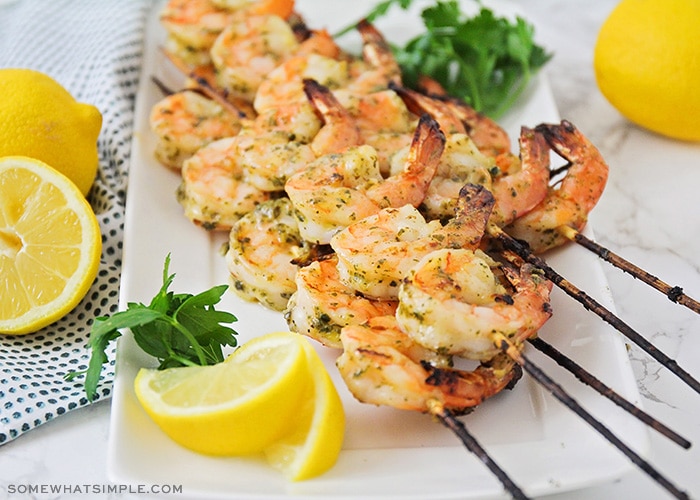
0, 68, 103, 195
594, 0, 700, 141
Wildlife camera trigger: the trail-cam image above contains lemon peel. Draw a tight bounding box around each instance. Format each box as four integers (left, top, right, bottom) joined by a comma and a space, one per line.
134, 331, 346, 480
134, 331, 312, 456
264, 340, 345, 481
0, 68, 103, 195
0, 156, 102, 335
594, 0, 700, 141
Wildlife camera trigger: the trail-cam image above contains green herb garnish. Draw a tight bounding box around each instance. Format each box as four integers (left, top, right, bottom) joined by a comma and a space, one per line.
338, 0, 552, 119
67, 254, 238, 402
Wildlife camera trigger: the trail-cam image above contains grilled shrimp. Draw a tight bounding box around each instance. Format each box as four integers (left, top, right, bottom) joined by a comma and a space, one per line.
401, 132, 494, 221
177, 137, 271, 230
210, 13, 299, 100
505, 120, 609, 253
149, 90, 243, 170
489, 126, 551, 227
337, 315, 522, 414
161, 0, 235, 64
225, 197, 312, 311
285, 113, 445, 244
208, 0, 339, 100
252, 19, 397, 113
330, 184, 494, 300
391, 84, 550, 226
236, 80, 360, 191
337, 88, 417, 175
397, 249, 553, 361
285, 255, 398, 348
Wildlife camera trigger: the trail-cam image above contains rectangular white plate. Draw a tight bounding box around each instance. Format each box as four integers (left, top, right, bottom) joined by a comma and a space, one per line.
108, 1, 650, 498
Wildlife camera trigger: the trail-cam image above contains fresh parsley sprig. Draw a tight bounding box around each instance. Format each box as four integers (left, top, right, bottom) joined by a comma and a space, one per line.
67, 254, 238, 402
337, 0, 552, 119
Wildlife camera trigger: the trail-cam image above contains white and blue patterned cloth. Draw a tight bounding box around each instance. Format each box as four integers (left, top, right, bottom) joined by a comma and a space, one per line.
0, 0, 154, 444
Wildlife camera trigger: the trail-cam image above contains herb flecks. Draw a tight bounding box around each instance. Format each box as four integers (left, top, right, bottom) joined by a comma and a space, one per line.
67, 254, 238, 402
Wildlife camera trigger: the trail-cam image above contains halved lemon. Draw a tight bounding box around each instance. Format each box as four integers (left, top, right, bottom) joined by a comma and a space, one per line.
134, 331, 314, 456
0, 156, 102, 335
264, 341, 345, 481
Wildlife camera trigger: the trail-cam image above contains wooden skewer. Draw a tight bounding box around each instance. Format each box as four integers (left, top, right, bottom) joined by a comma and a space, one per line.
488, 224, 700, 395
427, 400, 530, 500
528, 337, 691, 449
159, 47, 252, 119
494, 334, 690, 500
557, 225, 700, 314
151, 75, 175, 96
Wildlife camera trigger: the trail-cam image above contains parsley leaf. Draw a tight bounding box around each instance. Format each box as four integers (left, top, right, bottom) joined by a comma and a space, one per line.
67, 254, 238, 402
338, 0, 552, 119
335, 0, 414, 37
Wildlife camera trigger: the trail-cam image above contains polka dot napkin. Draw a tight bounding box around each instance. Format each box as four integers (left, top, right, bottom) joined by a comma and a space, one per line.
0, 0, 153, 444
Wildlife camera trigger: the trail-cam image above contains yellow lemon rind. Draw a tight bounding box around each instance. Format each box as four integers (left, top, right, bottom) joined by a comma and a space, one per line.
134, 332, 314, 456
264, 341, 345, 481
0, 156, 102, 335
0, 68, 102, 196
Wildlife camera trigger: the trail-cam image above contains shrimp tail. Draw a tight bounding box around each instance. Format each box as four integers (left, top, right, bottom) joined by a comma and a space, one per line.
357, 19, 401, 86
406, 113, 446, 183
535, 120, 609, 216
303, 78, 361, 155
451, 183, 495, 249
371, 113, 445, 209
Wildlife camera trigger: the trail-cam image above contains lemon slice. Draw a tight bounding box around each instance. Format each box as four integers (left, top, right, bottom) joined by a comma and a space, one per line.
134, 331, 314, 456
0, 156, 102, 335
264, 341, 345, 481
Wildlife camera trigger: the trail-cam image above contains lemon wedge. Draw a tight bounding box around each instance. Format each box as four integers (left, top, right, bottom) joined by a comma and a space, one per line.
134, 331, 313, 456
0, 156, 102, 335
264, 341, 345, 481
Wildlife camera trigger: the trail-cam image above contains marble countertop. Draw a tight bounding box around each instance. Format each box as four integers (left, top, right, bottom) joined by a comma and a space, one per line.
1, 1, 699, 499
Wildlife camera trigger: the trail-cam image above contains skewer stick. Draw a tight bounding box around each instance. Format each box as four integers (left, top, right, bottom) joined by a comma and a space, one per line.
151, 76, 175, 96
528, 337, 691, 449
488, 224, 700, 395
557, 225, 700, 314
494, 334, 690, 500
427, 401, 530, 500
159, 48, 251, 119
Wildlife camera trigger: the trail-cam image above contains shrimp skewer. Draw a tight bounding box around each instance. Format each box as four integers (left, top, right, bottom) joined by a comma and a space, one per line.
330, 183, 494, 300
397, 249, 553, 361
486, 121, 699, 389
504, 120, 609, 253
337, 315, 529, 499
285, 113, 444, 244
